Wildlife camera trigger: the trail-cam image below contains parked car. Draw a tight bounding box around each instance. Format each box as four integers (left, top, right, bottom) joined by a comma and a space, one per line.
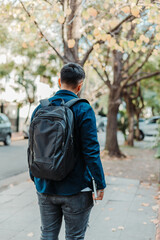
96, 115, 107, 132
23, 123, 29, 139
137, 116, 160, 139
0, 113, 12, 145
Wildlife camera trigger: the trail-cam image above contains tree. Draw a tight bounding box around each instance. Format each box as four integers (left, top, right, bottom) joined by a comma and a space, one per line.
88, 1, 160, 156
2, 1, 160, 156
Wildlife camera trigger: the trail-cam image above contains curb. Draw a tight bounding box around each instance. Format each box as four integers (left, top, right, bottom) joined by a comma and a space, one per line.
11, 132, 25, 142
0, 171, 29, 192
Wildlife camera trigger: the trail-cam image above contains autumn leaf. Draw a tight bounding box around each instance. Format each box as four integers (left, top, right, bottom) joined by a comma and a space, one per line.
150, 219, 159, 224
87, 8, 98, 17
82, 11, 90, 20
121, 6, 130, 14
128, 41, 135, 48
66, 8, 72, 16
93, 28, 100, 37
93, 44, 100, 50
68, 39, 75, 48
53, 4, 59, 12
22, 42, 27, 48
152, 205, 159, 211
29, 41, 34, 47
58, 16, 65, 24
110, 8, 116, 15
138, 208, 144, 211
131, 7, 140, 17
27, 232, 34, 237
141, 203, 150, 207
155, 33, 160, 41
118, 226, 125, 230
112, 228, 116, 232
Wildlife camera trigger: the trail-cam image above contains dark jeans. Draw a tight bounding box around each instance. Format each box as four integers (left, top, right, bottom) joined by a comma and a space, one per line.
37, 191, 93, 240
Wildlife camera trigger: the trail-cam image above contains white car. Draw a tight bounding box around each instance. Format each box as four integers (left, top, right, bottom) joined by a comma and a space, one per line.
139, 116, 160, 137
96, 115, 107, 132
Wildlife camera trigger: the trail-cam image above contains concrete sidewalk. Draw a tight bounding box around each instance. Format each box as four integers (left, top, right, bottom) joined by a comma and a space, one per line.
0, 174, 158, 240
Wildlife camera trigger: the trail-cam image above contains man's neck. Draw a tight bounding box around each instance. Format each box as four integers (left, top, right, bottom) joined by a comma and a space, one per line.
60, 87, 77, 95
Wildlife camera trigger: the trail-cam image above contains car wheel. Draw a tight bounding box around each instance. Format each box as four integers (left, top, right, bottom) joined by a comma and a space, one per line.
139, 130, 145, 141
134, 130, 144, 141
4, 134, 11, 146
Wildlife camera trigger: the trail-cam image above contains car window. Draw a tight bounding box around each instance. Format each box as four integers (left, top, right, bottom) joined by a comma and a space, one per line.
1, 114, 9, 122
0, 115, 9, 123
0, 116, 5, 124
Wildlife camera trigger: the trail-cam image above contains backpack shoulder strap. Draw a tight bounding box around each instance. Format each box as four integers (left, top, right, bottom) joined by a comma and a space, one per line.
40, 99, 50, 107
65, 98, 89, 108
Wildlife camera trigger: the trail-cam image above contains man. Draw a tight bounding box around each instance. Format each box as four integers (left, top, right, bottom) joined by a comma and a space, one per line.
30, 63, 106, 240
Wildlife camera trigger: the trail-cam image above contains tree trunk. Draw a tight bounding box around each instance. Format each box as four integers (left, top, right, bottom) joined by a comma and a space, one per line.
105, 89, 123, 157
105, 50, 125, 157
63, 0, 82, 64
135, 112, 140, 140
124, 93, 135, 146
127, 111, 134, 146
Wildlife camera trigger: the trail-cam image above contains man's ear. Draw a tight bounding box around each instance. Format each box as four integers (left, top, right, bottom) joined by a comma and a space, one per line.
58, 78, 61, 88
77, 81, 83, 92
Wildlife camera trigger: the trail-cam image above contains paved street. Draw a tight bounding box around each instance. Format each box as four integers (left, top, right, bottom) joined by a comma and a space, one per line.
0, 140, 28, 180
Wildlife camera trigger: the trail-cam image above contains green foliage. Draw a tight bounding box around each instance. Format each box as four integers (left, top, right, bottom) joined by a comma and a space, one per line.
0, 62, 14, 78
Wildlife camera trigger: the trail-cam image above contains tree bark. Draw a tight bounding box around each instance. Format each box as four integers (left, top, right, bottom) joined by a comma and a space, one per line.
105, 50, 125, 157
105, 90, 122, 157
135, 112, 140, 140
124, 92, 135, 146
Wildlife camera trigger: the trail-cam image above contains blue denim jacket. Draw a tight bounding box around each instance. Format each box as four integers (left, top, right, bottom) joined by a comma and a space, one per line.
30, 89, 106, 195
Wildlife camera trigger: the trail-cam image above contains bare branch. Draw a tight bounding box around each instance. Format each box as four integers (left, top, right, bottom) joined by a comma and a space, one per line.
43, 0, 52, 5
20, 1, 64, 62
121, 47, 154, 89
80, 40, 104, 66
110, 15, 134, 34
125, 71, 160, 87
125, 55, 140, 72
93, 66, 111, 89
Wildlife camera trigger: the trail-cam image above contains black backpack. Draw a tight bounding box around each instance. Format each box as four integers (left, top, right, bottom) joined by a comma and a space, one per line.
28, 97, 89, 181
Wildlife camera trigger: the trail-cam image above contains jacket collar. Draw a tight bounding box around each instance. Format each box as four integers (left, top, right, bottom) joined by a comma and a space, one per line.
55, 89, 78, 98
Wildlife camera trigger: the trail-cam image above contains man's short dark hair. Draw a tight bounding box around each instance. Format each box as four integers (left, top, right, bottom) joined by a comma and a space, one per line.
60, 63, 85, 88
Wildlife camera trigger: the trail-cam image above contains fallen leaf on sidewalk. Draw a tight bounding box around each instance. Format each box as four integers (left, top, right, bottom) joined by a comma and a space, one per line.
111, 228, 116, 232
118, 226, 124, 230
105, 217, 110, 221
150, 174, 155, 178
113, 187, 119, 191
141, 203, 150, 207
108, 208, 114, 211
143, 222, 147, 225
27, 232, 34, 237
154, 195, 160, 200
111, 177, 116, 181
150, 219, 159, 225
138, 208, 144, 211
137, 195, 142, 198
152, 205, 159, 211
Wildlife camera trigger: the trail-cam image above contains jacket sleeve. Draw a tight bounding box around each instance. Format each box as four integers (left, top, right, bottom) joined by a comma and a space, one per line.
79, 104, 106, 190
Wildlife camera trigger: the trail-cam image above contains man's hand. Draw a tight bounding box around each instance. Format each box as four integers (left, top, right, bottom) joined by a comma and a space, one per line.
92, 189, 104, 200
